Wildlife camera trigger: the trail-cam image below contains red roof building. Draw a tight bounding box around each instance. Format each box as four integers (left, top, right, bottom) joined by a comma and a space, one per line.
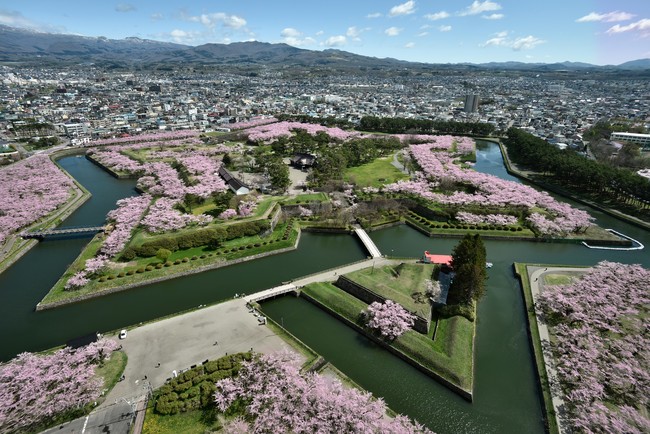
422, 251, 453, 267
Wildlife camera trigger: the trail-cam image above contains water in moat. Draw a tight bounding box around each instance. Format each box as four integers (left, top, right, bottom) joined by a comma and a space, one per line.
1, 144, 648, 433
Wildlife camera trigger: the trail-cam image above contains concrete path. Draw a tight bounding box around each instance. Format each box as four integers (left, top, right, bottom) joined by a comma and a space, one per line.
102, 298, 295, 408
528, 266, 588, 434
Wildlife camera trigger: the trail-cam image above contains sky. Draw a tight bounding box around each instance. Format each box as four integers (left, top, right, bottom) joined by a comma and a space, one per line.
1, 1, 649, 65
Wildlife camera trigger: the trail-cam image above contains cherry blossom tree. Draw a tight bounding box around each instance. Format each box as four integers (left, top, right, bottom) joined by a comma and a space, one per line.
0, 338, 119, 433
537, 261, 650, 433
364, 300, 415, 340
0, 155, 74, 245
214, 351, 431, 433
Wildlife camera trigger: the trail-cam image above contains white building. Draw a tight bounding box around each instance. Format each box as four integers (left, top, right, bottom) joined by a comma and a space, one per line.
610, 132, 650, 149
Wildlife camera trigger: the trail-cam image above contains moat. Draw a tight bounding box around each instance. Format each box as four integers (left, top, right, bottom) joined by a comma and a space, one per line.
2, 141, 648, 433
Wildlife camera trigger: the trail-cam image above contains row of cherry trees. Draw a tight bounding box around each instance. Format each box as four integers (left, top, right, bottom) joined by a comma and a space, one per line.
382, 140, 594, 236
537, 261, 650, 433
244, 121, 359, 143
214, 351, 431, 433
0, 154, 74, 246
0, 338, 119, 433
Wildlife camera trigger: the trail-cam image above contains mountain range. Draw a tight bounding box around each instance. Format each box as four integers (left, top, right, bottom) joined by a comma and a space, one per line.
2, 24, 649, 72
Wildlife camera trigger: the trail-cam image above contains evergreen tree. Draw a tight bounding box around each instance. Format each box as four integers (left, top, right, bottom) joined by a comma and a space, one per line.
448, 234, 487, 305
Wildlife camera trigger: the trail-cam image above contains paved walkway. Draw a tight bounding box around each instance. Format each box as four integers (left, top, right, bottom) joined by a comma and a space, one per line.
101, 298, 295, 409
528, 265, 588, 434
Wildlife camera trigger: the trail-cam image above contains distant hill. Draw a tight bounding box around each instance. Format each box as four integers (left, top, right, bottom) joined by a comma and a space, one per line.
0, 24, 648, 72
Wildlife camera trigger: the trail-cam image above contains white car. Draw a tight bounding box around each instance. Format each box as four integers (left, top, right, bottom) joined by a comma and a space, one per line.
119, 329, 127, 339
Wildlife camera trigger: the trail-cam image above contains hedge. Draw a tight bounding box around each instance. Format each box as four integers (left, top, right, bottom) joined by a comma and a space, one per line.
153, 352, 252, 415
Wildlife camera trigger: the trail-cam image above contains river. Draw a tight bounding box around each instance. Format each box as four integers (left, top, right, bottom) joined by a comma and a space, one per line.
1, 143, 648, 433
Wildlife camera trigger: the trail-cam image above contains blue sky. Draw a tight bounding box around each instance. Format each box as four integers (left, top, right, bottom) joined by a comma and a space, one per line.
1, 1, 648, 65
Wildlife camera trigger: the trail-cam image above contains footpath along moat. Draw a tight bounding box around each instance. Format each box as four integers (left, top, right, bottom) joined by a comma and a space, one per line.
2, 141, 648, 433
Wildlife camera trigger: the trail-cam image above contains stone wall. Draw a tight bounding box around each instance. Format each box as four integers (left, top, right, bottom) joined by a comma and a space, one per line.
334, 275, 431, 334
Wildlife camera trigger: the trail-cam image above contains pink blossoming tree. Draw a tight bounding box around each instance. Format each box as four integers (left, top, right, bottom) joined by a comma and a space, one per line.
0, 338, 119, 433
214, 351, 430, 433
364, 300, 415, 340
537, 261, 650, 433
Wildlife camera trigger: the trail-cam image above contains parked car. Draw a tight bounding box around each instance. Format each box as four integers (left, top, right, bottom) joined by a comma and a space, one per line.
119, 329, 127, 339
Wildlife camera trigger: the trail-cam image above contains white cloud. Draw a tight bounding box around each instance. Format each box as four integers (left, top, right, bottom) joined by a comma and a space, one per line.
418, 31, 429, 37
459, 1, 501, 17
280, 28, 316, 46
405, 42, 415, 48
511, 35, 545, 50
367, 12, 382, 19
385, 26, 402, 36
482, 13, 504, 20
439, 25, 452, 32
606, 18, 650, 34
389, 1, 416, 17
346, 26, 370, 41
151, 12, 164, 21
480, 31, 545, 50
115, 3, 136, 13
0, 9, 65, 32
167, 29, 203, 44
184, 12, 247, 29
424, 11, 450, 21
324, 35, 347, 47
576, 11, 635, 23
316, 30, 324, 36
281, 28, 300, 38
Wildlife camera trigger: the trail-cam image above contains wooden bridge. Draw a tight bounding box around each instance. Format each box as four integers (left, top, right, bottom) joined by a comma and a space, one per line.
20, 225, 105, 239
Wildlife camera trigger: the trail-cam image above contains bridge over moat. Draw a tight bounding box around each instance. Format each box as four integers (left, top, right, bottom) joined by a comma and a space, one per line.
20, 225, 105, 240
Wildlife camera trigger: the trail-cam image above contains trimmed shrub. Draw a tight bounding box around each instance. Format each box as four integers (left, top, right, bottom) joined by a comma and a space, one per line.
174, 259, 181, 265
126, 270, 135, 275
181, 257, 189, 263
99, 276, 107, 282
145, 265, 154, 271
136, 267, 145, 273
107, 275, 115, 280
155, 263, 163, 269
117, 272, 126, 278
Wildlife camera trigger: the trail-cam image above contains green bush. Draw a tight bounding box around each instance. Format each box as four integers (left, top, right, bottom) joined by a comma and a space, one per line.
191, 255, 198, 260
145, 265, 154, 271
182, 257, 189, 263
155, 263, 163, 269
174, 259, 181, 265
126, 270, 135, 275
99, 276, 107, 282
117, 272, 125, 278
107, 275, 115, 280
120, 248, 136, 261
174, 380, 192, 393
136, 267, 145, 273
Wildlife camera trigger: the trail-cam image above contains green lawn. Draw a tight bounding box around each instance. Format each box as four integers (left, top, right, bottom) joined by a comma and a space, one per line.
343, 263, 435, 318
39, 222, 300, 306
142, 407, 222, 434
543, 274, 575, 285
95, 350, 128, 394
344, 155, 409, 188
282, 192, 330, 205
300, 282, 474, 393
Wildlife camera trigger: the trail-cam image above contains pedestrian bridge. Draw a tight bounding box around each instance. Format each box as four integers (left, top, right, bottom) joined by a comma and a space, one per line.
20, 225, 105, 239
243, 283, 297, 303
353, 227, 382, 258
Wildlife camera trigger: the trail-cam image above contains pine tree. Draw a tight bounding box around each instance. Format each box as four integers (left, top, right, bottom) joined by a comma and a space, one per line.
448, 234, 487, 304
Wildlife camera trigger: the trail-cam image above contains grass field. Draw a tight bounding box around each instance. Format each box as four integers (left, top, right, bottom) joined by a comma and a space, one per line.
343, 263, 435, 318
344, 155, 409, 188
282, 192, 330, 205
142, 407, 222, 434
300, 282, 474, 393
